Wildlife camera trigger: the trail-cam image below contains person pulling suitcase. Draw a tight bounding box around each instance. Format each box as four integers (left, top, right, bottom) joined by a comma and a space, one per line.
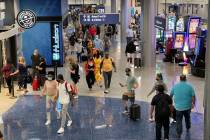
119, 68, 139, 116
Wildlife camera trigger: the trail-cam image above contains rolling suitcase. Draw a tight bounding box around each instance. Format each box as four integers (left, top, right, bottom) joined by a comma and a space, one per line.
130, 104, 141, 121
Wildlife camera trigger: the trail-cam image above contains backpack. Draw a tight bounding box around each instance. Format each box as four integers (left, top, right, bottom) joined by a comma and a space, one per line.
107, 26, 112, 33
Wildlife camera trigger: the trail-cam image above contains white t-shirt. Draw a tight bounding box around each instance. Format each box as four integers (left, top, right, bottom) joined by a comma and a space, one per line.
58, 81, 71, 104
126, 28, 134, 37
75, 42, 83, 53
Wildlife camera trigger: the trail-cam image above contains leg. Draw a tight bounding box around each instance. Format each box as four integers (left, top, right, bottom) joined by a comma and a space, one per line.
156, 121, 162, 140
103, 72, 108, 89
61, 104, 69, 128
90, 72, 95, 86
183, 109, 191, 130
107, 71, 112, 89
86, 74, 92, 89
45, 97, 52, 124
5, 78, 12, 94
163, 118, 170, 139
176, 110, 184, 136
122, 94, 129, 112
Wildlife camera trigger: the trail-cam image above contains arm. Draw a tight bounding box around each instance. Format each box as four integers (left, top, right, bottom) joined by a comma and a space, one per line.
10, 69, 19, 76
150, 105, 155, 119
192, 96, 195, 109
111, 59, 116, 72
41, 82, 47, 96
147, 84, 156, 97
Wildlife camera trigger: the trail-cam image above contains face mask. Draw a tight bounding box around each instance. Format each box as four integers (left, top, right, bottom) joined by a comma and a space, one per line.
48, 77, 53, 81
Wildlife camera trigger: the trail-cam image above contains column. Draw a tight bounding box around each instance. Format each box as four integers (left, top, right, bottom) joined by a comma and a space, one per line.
120, 0, 129, 43
111, 0, 116, 13
142, 0, 156, 67
204, 0, 210, 139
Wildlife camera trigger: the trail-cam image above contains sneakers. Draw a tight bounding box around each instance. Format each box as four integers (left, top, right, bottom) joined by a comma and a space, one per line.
74, 95, 78, 99
45, 120, 51, 126
104, 90, 109, 94
67, 120, 72, 127
122, 110, 129, 115
57, 127, 64, 134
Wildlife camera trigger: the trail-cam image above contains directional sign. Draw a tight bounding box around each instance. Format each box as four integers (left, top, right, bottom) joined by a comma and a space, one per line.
79, 13, 120, 25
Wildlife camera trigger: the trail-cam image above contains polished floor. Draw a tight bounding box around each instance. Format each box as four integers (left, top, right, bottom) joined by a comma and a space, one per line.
0, 38, 205, 140
2, 96, 203, 140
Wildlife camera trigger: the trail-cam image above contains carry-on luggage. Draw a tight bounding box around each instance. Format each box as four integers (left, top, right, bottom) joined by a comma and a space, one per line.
130, 104, 141, 121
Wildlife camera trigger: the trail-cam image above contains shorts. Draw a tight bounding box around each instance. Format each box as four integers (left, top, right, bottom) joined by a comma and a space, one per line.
127, 53, 134, 58
122, 94, 135, 103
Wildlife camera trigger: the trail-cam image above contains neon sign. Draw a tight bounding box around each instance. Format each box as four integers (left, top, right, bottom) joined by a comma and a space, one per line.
51, 22, 60, 63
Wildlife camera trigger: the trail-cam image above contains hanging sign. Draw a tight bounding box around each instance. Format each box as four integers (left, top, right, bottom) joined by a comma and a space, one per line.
17, 9, 37, 29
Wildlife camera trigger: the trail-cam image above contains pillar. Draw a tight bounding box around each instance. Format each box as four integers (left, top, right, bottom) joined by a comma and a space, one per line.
120, 0, 129, 43
111, 0, 116, 13
142, 0, 156, 67
204, 0, 210, 139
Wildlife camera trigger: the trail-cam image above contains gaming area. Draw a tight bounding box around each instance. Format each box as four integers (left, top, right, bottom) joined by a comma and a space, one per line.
157, 14, 207, 78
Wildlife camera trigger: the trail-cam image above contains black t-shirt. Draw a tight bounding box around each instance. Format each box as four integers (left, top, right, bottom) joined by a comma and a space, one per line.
39, 62, 46, 75
70, 64, 80, 79
151, 93, 172, 121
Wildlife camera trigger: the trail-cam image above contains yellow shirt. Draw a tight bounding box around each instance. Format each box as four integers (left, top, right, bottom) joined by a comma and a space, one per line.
102, 58, 113, 72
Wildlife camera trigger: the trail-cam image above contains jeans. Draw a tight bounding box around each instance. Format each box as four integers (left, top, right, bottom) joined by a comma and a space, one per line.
5, 78, 12, 94
156, 118, 169, 140
103, 71, 112, 89
86, 71, 95, 89
77, 52, 82, 63
61, 104, 71, 128
176, 109, 191, 135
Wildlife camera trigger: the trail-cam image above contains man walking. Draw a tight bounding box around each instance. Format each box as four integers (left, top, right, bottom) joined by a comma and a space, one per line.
150, 85, 173, 140
170, 74, 195, 138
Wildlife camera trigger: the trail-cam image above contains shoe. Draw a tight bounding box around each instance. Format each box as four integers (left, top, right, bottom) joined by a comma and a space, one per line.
74, 95, 78, 99
67, 120, 72, 127
45, 120, 51, 125
122, 110, 129, 115
104, 90, 108, 94
107, 124, 112, 127
57, 127, 64, 134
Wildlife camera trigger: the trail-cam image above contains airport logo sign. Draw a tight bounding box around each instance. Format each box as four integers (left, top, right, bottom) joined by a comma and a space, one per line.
51, 22, 60, 62
17, 9, 37, 29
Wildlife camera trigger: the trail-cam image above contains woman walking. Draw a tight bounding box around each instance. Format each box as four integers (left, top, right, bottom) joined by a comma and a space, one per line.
94, 51, 103, 88
85, 56, 95, 91
11, 57, 28, 93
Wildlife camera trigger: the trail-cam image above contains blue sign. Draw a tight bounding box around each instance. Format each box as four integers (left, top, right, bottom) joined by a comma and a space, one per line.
96, 5, 105, 13
79, 14, 120, 25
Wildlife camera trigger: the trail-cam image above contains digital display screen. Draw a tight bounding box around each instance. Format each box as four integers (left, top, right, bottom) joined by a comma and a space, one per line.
168, 16, 176, 31
189, 18, 200, 34
189, 34, 196, 49
174, 34, 184, 49
176, 18, 184, 32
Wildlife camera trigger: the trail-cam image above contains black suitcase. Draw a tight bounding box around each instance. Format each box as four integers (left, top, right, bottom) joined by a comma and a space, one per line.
130, 104, 141, 121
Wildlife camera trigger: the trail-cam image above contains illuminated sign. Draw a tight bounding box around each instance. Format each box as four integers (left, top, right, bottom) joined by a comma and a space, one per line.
189, 18, 200, 34
79, 13, 119, 25
155, 16, 166, 30
51, 22, 60, 63
174, 33, 185, 49
17, 9, 36, 29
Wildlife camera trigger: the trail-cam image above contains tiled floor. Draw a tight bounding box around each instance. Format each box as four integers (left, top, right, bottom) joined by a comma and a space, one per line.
2, 96, 203, 140
0, 38, 205, 139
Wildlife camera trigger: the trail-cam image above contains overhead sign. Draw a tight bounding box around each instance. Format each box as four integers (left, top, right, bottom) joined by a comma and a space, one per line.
155, 16, 166, 30
51, 22, 60, 63
17, 9, 36, 29
79, 13, 120, 25
96, 5, 105, 13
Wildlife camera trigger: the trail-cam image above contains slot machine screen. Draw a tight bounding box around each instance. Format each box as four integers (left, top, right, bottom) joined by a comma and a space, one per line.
174, 34, 184, 49
189, 34, 196, 49
189, 18, 200, 34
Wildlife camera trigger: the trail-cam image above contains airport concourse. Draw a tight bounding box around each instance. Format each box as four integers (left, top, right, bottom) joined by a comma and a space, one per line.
0, 0, 210, 140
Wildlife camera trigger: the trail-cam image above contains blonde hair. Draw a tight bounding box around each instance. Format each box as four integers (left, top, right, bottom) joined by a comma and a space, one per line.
68, 57, 75, 64
18, 56, 26, 65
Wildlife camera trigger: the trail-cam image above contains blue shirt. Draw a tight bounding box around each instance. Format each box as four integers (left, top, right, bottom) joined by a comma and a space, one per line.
170, 81, 195, 111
